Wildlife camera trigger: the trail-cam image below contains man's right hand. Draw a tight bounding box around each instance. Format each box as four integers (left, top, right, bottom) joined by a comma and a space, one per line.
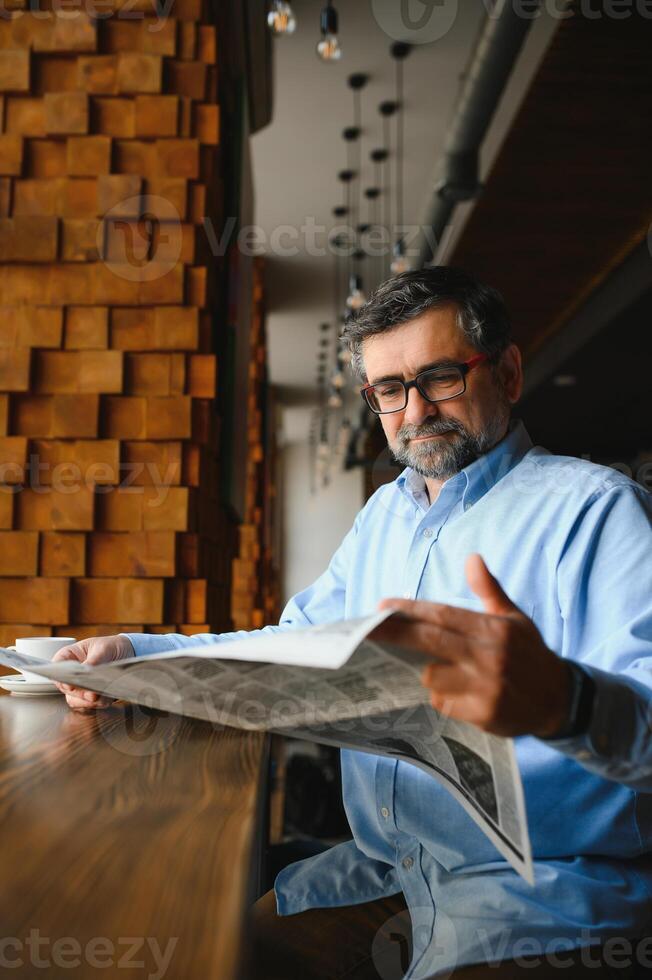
52, 635, 135, 712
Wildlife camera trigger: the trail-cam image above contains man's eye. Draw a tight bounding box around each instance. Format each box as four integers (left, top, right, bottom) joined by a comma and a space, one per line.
378, 384, 403, 398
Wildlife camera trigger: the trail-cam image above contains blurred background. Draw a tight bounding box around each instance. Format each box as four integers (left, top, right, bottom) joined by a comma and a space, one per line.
0, 0, 650, 853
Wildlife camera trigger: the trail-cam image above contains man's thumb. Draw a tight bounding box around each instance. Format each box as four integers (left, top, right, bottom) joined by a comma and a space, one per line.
466, 553, 520, 616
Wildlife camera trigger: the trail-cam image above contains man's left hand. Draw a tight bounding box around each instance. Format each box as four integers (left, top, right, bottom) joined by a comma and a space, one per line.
375, 553, 572, 738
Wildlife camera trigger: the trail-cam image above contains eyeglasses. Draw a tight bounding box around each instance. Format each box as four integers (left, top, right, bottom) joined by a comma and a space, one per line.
361, 354, 489, 415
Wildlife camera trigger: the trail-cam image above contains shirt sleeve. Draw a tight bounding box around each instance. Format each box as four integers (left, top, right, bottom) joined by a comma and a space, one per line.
122, 512, 360, 657
546, 484, 652, 790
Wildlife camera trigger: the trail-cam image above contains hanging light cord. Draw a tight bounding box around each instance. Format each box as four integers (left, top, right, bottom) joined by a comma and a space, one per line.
396, 56, 404, 236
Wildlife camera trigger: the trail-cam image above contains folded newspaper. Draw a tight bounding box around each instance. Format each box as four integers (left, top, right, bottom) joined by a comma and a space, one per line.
0, 611, 533, 883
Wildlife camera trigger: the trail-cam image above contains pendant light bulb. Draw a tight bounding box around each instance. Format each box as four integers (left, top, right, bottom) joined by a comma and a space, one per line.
390, 238, 410, 275
267, 0, 296, 35
328, 391, 343, 409
346, 274, 366, 311
338, 348, 353, 365
317, 3, 342, 61
331, 370, 345, 389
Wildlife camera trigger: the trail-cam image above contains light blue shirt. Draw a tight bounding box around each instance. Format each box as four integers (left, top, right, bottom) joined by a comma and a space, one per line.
126, 421, 652, 979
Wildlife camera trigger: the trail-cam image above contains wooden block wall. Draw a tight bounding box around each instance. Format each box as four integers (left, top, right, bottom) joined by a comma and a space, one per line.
0, 0, 240, 653
230, 257, 281, 631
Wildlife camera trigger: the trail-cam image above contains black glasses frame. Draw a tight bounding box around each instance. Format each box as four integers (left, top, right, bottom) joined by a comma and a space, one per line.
360, 354, 489, 415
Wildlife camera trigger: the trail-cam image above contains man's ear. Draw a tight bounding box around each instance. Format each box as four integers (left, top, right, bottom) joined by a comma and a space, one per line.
498, 343, 523, 404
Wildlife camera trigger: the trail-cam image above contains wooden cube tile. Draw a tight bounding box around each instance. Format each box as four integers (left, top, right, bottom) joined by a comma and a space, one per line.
33, 54, 78, 95
166, 577, 206, 623
0, 348, 30, 390
165, 60, 206, 100
178, 22, 196, 60
140, 16, 177, 56
88, 530, 175, 577
44, 92, 89, 135
0, 50, 29, 93
77, 55, 118, 95
65, 306, 108, 349
110, 306, 153, 350
187, 353, 216, 397
66, 135, 111, 176
197, 25, 216, 64
5, 97, 45, 137
25, 138, 67, 178
0, 624, 52, 647
0, 134, 23, 175
95, 488, 142, 531
54, 624, 144, 640
0, 492, 12, 530
143, 177, 187, 220
72, 577, 163, 624
43, 13, 97, 53
31, 439, 119, 484
0, 306, 62, 347
134, 94, 178, 137
154, 306, 198, 349
182, 442, 199, 486
0, 531, 39, 575
116, 53, 162, 94
138, 264, 185, 306
125, 351, 184, 395
33, 350, 123, 394
192, 103, 219, 145
102, 395, 147, 439
61, 218, 101, 262
59, 177, 98, 218
91, 97, 135, 138
123, 439, 182, 486
40, 531, 86, 576
17, 486, 95, 530
52, 393, 99, 437
113, 139, 155, 177
102, 19, 142, 54
97, 174, 142, 216
155, 137, 199, 179
145, 395, 191, 438
0, 436, 26, 482
0, 577, 69, 624
12, 177, 58, 215
0, 395, 7, 436
142, 485, 189, 530
0, 215, 58, 262
186, 265, 206, 308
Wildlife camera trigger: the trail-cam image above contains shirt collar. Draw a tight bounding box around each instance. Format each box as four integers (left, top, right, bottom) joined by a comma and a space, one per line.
396, 419, 533, 510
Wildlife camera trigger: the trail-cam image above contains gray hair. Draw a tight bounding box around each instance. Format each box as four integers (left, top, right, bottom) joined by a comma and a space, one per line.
341, 266, 512, 381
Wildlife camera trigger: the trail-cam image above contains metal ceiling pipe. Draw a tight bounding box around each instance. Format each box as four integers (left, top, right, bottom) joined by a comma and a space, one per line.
415, 0, 540, 268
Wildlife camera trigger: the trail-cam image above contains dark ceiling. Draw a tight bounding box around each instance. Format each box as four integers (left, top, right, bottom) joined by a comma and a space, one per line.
448, 3, 652, 360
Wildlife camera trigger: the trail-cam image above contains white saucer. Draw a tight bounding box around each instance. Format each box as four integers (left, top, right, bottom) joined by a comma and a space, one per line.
0, 675, 61, 697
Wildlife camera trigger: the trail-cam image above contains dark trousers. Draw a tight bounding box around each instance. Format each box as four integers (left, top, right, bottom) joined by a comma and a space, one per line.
247, 889, 646, 979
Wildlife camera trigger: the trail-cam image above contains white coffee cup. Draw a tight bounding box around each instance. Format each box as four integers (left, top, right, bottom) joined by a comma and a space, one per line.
7, 636, 77, 684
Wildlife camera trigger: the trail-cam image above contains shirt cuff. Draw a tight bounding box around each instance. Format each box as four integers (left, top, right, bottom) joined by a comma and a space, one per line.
540, 662, 652, 789
120, 632, 179, 657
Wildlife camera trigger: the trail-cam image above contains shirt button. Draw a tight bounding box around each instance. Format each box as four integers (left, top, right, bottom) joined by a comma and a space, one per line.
422, 528, 433, 538
380, 806, 390, 820
402, 857, 414, 871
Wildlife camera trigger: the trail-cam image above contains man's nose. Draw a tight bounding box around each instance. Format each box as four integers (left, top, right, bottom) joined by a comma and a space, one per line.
403, 385, 439, 425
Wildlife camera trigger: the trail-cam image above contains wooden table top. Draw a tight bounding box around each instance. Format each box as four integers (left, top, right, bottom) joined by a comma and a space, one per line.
0, 689, 268, 979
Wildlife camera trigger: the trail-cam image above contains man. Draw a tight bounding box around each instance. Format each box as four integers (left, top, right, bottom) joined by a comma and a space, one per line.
55, 268, 652, 979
